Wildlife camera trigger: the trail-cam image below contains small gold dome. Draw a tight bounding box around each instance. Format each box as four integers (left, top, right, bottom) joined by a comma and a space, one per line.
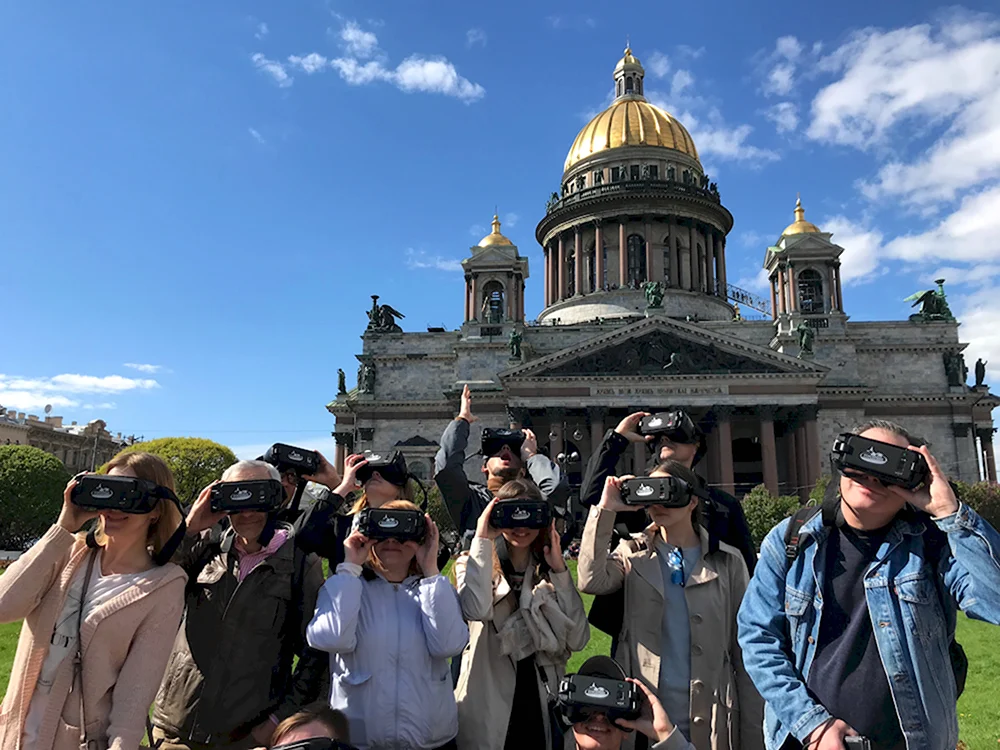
615, 46, 643, 72
781, 196, 822, 236
565, 98, 699, 173
479, 214, 514, 247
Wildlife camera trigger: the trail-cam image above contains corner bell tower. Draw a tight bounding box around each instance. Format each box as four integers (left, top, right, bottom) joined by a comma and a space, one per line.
462, 214, 529, 327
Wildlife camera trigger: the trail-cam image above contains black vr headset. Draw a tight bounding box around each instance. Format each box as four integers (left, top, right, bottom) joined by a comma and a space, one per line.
272, 739, 358, 750
356, 450, 409, 487
70, 474, 186, 566
831, 433, 929, 490
264, 443, 320, 477
353, 507, 427, 543
209, 479, 286, 513
481, 428, 525, 459
558, 656, 641, 729
640, 410, 708, 465
490, 498, 551, 529
620, 475, 704, 507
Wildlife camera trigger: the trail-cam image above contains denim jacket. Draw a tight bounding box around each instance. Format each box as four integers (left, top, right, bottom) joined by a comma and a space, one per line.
737, 503, 1000, 750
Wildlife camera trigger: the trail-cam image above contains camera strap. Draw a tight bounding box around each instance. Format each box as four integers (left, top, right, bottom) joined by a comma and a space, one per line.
73, 550, 99, 750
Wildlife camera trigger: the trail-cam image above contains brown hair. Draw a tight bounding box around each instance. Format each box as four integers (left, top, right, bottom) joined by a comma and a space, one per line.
853, 419, 924, 447
95, 451, 184, 561
270, 705, 350, 746
367, 499, 423, 578
350, 478, 416, 515
649, 459, 704, 530
490, 479, 550, 581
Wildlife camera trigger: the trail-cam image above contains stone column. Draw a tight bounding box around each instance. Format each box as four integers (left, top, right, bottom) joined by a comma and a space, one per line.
706, 231, 716, 295
804, 408, 820, 488
716, 408, 735, 496
769, 278, 778, 320
574, 227, 583, 297
645, 220, 654, 282
542, 249, 549, 308
506, 273, 514, 320
595, 222, 604, 292
549, 410, 565, 461
464, 276, 471, 321
979, 429, 997, 482
828, 262, 838, 312
688, 223, 698, 291
588, 407, 607, 463
619, 221, 627, 286
557, 234, 566, 302
835, 263, 844, 311
785, 428, 800, 500
717, 236, 729, 297
794, 426, 809, 495
778, 267, 787, 315
788, 265, 797, 312
334, 433, 353, 475
759, 408, 779, 496
680, 224, 692, 291
470, 275, 478, 320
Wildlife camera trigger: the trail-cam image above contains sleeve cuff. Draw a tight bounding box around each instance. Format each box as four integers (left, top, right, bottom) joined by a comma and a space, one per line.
932, 501, 974, 532
336, 562, 363, 577
549, 568, 574, 589
651, 727, 692, 750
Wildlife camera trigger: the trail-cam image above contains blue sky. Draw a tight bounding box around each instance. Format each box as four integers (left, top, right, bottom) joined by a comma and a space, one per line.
3, 1, 1000, 459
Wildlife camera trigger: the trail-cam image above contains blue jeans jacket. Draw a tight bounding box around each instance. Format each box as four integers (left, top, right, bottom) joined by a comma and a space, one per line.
736, 503, 1000, 749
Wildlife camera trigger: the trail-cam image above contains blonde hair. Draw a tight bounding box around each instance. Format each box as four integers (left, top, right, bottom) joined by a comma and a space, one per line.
94, 451, 184, 563
367, 499, 423, 578
350, 478, 416, 514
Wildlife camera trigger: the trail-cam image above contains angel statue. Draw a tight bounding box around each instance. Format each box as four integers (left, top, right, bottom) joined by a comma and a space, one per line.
905, 279, 955, 323
643, 281, 664, 309
366, 295, 405, 333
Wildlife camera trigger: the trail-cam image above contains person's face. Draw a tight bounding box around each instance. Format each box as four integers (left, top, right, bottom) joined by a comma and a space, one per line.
225, 466, 274, 543
656, 436, 698, 467
645, 470, 697, 529
483, 444, 524, 480
273, 720, 337, 745
279, 469, 299, 502
373, 537, 418, 570
103, 466, 159, 542
501, 526, 540, 548
839, 427, 910, 518
572, 712, 626, 750
363, 471, 402, 507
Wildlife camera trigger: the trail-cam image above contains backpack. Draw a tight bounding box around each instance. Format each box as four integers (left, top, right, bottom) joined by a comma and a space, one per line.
783, 503, 968, 697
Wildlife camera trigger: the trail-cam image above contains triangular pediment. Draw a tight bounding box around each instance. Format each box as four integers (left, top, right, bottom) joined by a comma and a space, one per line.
465, 246, 519, 265
502, 316, 825, 379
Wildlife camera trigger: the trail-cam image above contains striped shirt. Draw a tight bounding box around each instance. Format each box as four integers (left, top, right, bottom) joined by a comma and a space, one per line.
235, 529, 289, 582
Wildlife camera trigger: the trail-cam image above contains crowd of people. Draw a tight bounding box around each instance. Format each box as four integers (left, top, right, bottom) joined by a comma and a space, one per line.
1, 385, 999, 750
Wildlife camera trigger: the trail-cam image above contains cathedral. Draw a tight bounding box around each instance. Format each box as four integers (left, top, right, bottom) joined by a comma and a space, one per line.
327, 48, 998, 510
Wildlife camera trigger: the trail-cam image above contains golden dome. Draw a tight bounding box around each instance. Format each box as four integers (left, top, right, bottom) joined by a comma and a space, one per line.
781, 196, 822, 236
615, 46, 643, 72
478, 214, 514, 247
565, 98, 700, 172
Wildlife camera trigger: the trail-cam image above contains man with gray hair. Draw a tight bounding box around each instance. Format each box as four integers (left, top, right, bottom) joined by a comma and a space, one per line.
151, 460, 329, 750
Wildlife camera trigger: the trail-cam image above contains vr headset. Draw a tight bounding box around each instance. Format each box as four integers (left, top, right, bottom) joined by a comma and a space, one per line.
354, 507, 427, 542
71, 475, 179, 514
356, 450, 408, 487
263, 443, 319, 476
831, 433, 929, 490
210, 479, 286, 513
639, 411, 700, 444
620, 476, 698, 507
490, 499, 551, 529
272, 739, 357, 750
482, 428, 525, 458
558, 673, 641, 725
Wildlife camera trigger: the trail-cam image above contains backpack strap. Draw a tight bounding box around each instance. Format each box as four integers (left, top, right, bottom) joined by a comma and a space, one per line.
784, 506, 822, 561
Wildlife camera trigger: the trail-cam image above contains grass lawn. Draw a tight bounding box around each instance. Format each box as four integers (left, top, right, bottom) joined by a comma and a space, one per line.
2, 562, 996, 746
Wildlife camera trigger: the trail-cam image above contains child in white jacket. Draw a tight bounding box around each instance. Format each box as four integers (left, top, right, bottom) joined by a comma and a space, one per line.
307, 501, 468, 750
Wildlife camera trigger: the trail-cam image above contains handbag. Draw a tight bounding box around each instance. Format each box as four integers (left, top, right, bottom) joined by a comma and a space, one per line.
72, 550, 101, 750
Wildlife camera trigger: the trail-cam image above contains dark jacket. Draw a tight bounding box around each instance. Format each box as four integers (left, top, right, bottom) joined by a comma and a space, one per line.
151, 524, 328, 744
433, 418, 570, 542
579, 428, 756, 636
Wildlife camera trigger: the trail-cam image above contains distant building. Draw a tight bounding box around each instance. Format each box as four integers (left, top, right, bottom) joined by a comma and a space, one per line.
0, 408, 134, 471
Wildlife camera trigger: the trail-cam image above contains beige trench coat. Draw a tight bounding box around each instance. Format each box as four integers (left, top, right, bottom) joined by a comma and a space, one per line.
577, 506, 764, 750
453, 537, 590, 750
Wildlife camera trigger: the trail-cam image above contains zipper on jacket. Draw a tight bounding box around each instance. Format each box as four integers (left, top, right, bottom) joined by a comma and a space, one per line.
394, 582, 401, 745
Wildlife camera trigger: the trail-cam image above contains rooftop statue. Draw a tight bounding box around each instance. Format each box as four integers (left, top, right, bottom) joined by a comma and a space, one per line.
366, 295, 405, 333
643, 281, 664, 309
795, 321, 815, 357
905, 279, 955, 323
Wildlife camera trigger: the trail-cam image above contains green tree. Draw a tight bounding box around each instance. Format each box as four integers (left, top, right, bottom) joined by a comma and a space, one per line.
953, 481, 1000, 530
741, 484, 801, 550
809, 474, 832, 504
102, 437, 237, 504
0, 445, 71, 551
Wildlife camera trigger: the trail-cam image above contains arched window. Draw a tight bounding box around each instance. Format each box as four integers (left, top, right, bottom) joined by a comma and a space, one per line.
626, 234, 646, 285
662, 237, 672, 286
626, 76, 634, 94
617, 81, 622, 97
636, 78, 642, 95
797, 269, 825, 313
587, 245, 596, 293
481, 280, 505, 323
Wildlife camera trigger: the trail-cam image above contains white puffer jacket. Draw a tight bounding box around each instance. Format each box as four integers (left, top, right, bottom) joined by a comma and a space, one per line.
307, 564, 469, 750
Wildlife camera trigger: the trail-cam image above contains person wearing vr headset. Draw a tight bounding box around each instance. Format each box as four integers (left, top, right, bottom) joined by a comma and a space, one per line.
453, 479, 590, 750
563, 656, 695, 750
579, 410, 756, 647
267, 706, 351, 749
307, 499, 468, 750
578, 460, 764, 750
151, 460, 328, 750
0, 452, 187, 750
738, 420, 1000, 750
433, 385, 569, 546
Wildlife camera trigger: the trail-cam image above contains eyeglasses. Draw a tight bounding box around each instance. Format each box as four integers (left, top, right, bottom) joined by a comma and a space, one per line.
667, 547, 685, 587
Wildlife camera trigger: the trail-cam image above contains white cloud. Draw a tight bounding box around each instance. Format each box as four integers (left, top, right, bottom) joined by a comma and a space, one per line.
123, 363, 162, 374
251, 53, 292, 88
670, 70, 694, 98
329, 58, 388, 85
735, 268, 770, 293
647, 51, 670, 78
546, 16, 596, 30
0, 373, 159, 412
821, 215, 884, 283
288, 53, 329, 74
921, 265, 1000, 287
231, 436, 337, 462
469, 224, 486, 238
82, 402, 117, 411
953, 283, 1000, 377
737, 230, 765, 248
255, 22, 269, 40
764, 102, 799, 134
503, 212, 518, 228
405, 249, 463, 272
248, 128, 265, 145
340, 21, 379, 59
466, 28, 487, 48
761, 35, 803, 96
393, 56, 485, 101
677, 45, 705, 60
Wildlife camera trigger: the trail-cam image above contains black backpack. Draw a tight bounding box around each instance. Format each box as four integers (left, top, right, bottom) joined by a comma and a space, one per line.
783, 502, 968, 697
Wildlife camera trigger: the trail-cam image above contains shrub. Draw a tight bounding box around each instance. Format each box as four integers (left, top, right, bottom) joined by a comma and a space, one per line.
101, 437, 237, 505
0, 445, 71, 551
953, 481, 1000, 530
810, 474, 832, 505
742, 484, 802, 550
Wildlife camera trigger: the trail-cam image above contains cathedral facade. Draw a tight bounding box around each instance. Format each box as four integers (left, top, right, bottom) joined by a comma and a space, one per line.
327, 48, 998, 510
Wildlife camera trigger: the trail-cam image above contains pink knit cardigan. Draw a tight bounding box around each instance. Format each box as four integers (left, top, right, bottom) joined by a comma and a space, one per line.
0, 525, 186, 750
